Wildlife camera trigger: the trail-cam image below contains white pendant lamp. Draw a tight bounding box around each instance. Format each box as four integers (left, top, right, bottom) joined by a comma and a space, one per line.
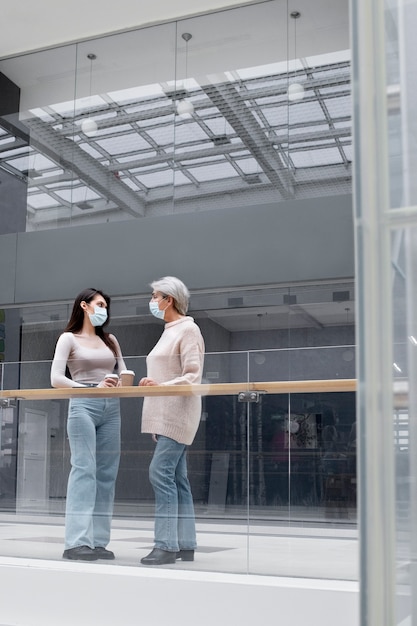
176, 33, 194, 116
81, 53, 98, 135
287, 11, 305, 102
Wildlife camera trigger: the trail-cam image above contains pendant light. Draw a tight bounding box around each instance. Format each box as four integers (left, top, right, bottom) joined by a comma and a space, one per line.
287, 11, 305, 102
81, 53, 98, 135
176, 33, 194, 116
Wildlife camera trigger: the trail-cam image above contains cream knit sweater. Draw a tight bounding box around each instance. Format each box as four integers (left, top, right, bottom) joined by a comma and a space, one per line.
141, 316, 205, 445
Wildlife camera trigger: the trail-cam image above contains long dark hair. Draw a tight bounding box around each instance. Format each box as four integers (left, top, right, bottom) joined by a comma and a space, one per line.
64, 288, 118, 357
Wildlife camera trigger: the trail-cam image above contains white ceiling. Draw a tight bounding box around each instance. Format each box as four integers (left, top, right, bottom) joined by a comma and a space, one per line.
2, 0, 263, 59
1, 0, 349, 59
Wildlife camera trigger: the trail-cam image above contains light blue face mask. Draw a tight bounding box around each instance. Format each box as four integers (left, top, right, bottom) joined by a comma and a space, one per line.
149, 301, 166, 320
88, 305, 108, 327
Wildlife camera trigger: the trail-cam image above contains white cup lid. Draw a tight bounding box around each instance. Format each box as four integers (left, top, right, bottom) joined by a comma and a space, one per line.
120, 370, 135, 375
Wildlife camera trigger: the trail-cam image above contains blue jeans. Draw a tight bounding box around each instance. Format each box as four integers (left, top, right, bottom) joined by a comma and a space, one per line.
65, 397, 121, 550
149, 435, 197, 552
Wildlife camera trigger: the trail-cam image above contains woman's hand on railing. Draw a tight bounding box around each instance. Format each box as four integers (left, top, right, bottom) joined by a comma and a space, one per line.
139, 377, 158, 386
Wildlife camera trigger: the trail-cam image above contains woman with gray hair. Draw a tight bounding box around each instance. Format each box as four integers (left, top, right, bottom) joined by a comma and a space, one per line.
139, 276, 205, 566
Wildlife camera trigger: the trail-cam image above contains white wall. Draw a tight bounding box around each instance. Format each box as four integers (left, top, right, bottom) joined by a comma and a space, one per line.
0, 195, 353, 306
0, 557, 359, 626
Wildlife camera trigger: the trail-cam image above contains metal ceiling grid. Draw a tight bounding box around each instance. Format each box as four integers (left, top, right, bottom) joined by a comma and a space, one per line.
0, 52, 351, 230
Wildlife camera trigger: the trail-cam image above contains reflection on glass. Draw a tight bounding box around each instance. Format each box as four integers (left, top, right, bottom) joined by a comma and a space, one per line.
0, 4, 351, 232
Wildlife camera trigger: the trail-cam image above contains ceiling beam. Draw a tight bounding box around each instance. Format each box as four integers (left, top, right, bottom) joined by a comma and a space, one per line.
26, 117, 146, 217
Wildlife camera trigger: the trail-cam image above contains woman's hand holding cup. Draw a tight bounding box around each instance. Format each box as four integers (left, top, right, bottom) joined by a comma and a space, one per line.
98, 373, 119, 388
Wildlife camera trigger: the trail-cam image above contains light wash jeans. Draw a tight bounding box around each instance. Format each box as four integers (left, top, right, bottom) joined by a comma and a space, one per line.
65, 397, 121, 550
149, 435, 197, 552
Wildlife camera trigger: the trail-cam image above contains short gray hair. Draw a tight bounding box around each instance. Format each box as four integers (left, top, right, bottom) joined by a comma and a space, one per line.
150, 276, 190, 315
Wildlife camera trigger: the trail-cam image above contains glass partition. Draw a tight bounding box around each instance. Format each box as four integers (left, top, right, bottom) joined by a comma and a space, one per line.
0, 0, 355, 586
0, 349, 356, 579
0, 1, 351, 233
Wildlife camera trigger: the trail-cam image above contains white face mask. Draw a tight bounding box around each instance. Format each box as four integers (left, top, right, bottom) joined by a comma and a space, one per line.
149, 301, 166, 320
88, 305, 108, 327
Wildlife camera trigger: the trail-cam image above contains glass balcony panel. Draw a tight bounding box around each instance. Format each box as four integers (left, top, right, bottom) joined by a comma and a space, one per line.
0, 351, 357, 579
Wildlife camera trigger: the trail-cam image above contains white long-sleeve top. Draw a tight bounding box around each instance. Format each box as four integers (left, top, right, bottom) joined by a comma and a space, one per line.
141, 316, 205, 445
50, 332, 126, 388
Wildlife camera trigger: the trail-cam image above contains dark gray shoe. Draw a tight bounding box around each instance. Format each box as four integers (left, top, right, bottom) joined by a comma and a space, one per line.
140, 548, 176, 566
94, 547, 115, 560
176, 549, 195, 561
63, 545, 98, 561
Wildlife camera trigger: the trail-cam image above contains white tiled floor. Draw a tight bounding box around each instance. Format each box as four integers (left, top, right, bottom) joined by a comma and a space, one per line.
0, 511, 359, 581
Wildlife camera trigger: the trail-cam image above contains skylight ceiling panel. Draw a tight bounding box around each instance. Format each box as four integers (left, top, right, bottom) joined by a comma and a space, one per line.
187, 162, 239, 183
233, 157, 260, 175
288, 101, 327, 124
199, 107, 220, 117
136, 113, 175, 128
0, 146, 32, 159
290, 138, 338, 149
27, 193, 60, 209
202, 117, 234, 137
6, 153, 58, 173
119, 98, 168, 113
244, 77, 285, 91
253, 105, 289, 128
173, 122, 209, 144
73, 95, 108, 115
253, 95, 286, 109
306, 50, 351, 68
49, 96, 100, 117
343, 145, 353, 161
95, 132, 153, 156
311, 64, 350, 81
323, 95, 351, 119
144, 125, 175, 145
291, 147, 343, 168
135, 170, 174, 188
289, 122, 330, 136
173, 171, 193, 186
108, 84, 165, 105
29, 107, 61, 123
333, 120, 351, 129
235, 62, 288, 81
319, 84, 350, 97
53, 187, 100, 203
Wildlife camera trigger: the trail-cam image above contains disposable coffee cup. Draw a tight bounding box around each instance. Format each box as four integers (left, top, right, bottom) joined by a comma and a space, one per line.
120, 369, 135, 386
105, 373, 119, 382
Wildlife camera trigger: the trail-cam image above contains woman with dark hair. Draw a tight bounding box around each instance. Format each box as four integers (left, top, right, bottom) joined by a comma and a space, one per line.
51, 288, 126, 561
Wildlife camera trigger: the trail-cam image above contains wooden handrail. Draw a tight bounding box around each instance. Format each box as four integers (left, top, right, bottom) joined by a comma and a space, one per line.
1, 379, 356, 401
0, 379, 408, 408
